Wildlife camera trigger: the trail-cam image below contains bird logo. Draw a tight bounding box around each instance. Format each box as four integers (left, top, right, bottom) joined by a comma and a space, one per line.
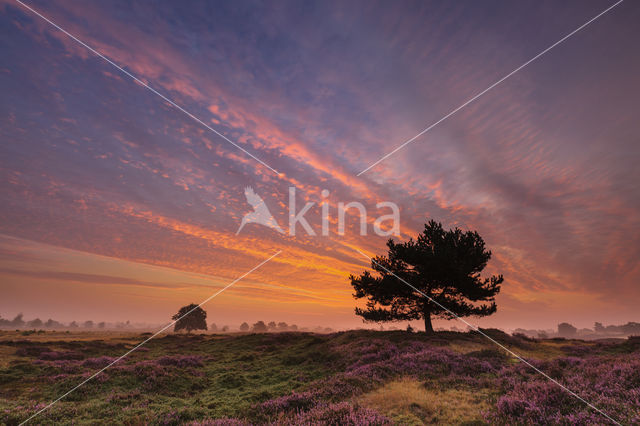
236, 186, 285, 235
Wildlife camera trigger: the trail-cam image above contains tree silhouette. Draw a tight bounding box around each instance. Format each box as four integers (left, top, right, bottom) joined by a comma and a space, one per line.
252, 321, 267, 333
621, 322, 640, 334
557, 322, 577, 337
11, 313, 25, 327
240, 322, 249, 332
172, 304, 207, 333
27, 318, 43, 328
45, 319, 62, 329
351, 220, 503, 333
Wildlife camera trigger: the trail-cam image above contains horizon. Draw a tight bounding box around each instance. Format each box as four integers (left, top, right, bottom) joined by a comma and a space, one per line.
2, 233, 638, 332
2, 0, 640, 333
3, 307, 639, 337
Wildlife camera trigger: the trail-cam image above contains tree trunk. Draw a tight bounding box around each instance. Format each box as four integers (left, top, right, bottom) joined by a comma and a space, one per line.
424, 313, 434, 334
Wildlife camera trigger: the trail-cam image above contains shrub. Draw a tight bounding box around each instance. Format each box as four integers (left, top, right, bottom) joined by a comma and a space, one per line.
257, 391, 318, 415
488, 353, 640, 424
188, 420, 248, 426
157, 355, 204, 368
38, 351, 83, 361
15, 346, 50, 357
292, 402, 391, 425
82, 356, 118, 369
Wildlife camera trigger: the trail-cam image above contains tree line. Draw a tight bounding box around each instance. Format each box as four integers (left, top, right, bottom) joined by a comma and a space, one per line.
515, 321, 640, 339
171, 304, 324, 333
0, 314, 110, 329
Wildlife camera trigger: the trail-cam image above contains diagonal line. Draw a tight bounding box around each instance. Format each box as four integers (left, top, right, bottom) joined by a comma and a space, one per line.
14, 0, 280, 176
357, 0, 624, 176
352, 248, 621, 426
19, 250, 282, 425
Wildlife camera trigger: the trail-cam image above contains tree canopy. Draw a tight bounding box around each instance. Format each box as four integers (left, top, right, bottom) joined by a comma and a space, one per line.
351, 220, 503, 333
557, 322, 577, 337
172, 303, 208, 333
252, 321, 268, 332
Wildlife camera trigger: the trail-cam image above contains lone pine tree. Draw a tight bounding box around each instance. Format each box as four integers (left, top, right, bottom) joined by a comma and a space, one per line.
351, 220, 503, 333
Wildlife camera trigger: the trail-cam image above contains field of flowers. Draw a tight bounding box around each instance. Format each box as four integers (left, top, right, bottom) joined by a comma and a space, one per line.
0, 329, 638, 424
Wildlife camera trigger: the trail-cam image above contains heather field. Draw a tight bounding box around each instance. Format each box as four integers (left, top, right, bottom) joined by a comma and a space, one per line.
1, 330, 639, 425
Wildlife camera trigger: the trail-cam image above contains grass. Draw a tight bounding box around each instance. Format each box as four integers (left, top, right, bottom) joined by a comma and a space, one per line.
0, 329, 637, 424
0, 331, 338, 424
357, 378, 493, 425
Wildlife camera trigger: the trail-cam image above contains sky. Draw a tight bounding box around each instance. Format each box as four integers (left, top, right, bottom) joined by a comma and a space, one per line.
0, 0, 638, 331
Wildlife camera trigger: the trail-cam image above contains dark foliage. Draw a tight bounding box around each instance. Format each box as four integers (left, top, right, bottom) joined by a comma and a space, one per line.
252, 321, 268, 333
172, 304, 208, 333
27, 318, 43, 328
351, 220, 503, 332
557, 322, 577, 337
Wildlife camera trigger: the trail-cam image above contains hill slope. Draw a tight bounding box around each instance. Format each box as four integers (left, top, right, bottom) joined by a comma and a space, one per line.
1, 330, 638, 424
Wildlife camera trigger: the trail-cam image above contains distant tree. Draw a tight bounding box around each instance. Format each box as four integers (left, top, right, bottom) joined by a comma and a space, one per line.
252, 321, 268, 333
267, 321, 277, 331
44, 319, 62, 328
289, 324, 298, 331
11, 313, 25, 327
406, 324, 414, 333
557, 322, 577, 337
210, 323, 218, 332
115, 321, 131, 329
27, 318, 43, 328
83, 320, 94, 329
221, 325, 229, 332
171, 304, 207, 333
97, 322, 106, 329
594, 322, 605, 333
351, 220, 503, 333
240, 322, 249, 332
0, 316, 10, 327
69, 321, 79, 328
621, 322, 640, 335
114, 320, 131, 329
277, 322, 288, 331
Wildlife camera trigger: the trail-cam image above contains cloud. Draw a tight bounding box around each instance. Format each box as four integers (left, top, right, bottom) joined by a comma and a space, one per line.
1, 0, 639, 328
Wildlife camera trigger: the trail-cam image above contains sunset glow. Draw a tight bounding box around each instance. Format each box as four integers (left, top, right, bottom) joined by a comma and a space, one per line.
1, 0, 638, 331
